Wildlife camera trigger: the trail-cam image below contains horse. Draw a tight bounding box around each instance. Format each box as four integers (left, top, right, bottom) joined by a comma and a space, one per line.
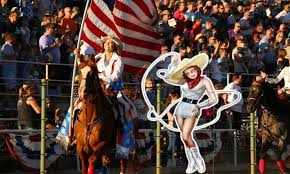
247, 80, 290, 174
75, 59, 115, 174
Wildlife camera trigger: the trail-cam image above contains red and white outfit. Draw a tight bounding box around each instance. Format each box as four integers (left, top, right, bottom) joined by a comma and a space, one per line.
95, 52, 124, 86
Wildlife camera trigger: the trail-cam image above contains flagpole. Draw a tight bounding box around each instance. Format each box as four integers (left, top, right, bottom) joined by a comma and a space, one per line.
68, 0, 92, 146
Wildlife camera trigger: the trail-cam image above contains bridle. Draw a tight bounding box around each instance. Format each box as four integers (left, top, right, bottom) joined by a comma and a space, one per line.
248, 85, 264, 111
76, 67, 105, 144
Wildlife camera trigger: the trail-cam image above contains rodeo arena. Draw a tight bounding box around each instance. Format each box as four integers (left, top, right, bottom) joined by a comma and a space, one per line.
1, 0, 290, 174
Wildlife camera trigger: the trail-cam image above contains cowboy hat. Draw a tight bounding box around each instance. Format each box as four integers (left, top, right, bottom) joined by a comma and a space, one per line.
101, 35, 123, 53
169, 53, 209, 81
195, 33, 206, 40
160, 10, 171, 16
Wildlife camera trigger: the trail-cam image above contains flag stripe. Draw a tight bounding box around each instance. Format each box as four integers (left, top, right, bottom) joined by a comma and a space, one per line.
82, 0, 161, 74
86, 7, 161, 49
118, 0, 152, 24
114, 1, 140, 21
85, 19, 160, 58
112, 7, 156, 34
113, 7, 160, 39
132, 0, 154, 19
89, 1, 161, 51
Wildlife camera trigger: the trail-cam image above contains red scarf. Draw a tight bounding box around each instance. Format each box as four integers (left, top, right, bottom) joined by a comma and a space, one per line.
187, 75, 203, 89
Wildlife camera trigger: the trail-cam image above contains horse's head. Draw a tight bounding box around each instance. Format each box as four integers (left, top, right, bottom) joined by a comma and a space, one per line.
78, 59, 100, 100
247, 80, 264, 113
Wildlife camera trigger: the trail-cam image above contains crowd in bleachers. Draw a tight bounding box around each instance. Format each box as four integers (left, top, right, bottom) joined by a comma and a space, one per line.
0, 0, 290, 129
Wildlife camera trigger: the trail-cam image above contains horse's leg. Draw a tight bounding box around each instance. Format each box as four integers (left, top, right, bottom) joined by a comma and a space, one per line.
275, 127, 288, 173
120, 159, 127, 174
259, 129, 272, 174
78, 151, 89, 174
88, 141, 107, 174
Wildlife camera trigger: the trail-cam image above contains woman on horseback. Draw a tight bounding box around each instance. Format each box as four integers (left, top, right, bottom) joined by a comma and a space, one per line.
260, 59, 290, 100
95, 36, 137, 174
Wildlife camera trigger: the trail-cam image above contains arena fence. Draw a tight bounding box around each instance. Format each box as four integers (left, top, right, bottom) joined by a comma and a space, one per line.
0, 59, 279, 173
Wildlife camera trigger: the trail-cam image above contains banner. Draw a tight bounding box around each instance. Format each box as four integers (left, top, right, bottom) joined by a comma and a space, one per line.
4, 132, 63, 171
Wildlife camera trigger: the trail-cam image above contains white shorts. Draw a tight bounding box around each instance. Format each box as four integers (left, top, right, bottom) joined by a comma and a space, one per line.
175, 101, 199, 118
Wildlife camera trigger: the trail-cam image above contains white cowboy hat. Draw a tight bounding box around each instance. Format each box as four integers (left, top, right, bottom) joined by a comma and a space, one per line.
100, 35, 123, 53
169, 53, 209, 81
80, 42, 96, 55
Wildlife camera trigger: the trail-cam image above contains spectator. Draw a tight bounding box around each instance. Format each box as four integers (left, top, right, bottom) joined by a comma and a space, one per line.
185, 1, 197, 22
217, 48, 232, 83
46, 98, 61, 129
191, 17, 202, 36
145, 77, 156, 107
173, 2, 186, 31
71, 6, 81, 26
18, 17, 30, 45
60, 7, 77, 34
227, 22, 243, 47
201, 20, 214, 38
133, 90, 150, 129
285, 38, 290, 59
3, 11, 20, 37
19, 0, 34, 22
39, 23, 61, 63
55, 8, 64, 24
39, 23, 61, 94
239, 11, 253, 37
0, 32, 17, 92
0, 0, 10, 33
276, 48, 289, 74
17, 83, 41, 130
275, 4, 290, 24
224, 73, 243, 130
171, 33, 183, 52
158, 10, 174, 47
274, 32, 285, 49
259, 29, 276, 74
232, 38, 252, 73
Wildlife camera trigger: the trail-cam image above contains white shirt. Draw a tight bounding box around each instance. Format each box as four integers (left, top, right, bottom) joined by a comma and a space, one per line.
275, 10, 290, 24
224, 82, 243, 113
96, 52, 123, 84
266, 66, 290, 90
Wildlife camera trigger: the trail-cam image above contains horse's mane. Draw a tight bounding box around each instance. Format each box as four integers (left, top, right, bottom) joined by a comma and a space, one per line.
78, 59, 107, 106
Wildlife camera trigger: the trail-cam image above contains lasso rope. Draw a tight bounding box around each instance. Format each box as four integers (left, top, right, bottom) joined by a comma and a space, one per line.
141, 52, 242, 132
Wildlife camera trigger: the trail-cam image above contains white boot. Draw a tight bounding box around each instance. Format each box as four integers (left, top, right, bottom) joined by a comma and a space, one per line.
185, 148, 197, 174
190, 147, 206, 173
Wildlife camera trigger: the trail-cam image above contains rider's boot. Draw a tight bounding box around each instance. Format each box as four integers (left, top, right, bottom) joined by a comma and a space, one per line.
276, 160, 287, 173
259, 159, 265, 174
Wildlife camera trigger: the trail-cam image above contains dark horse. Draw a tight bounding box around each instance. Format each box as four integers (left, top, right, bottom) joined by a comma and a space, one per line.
75, 59, 115, 174
247, 80, 289, 174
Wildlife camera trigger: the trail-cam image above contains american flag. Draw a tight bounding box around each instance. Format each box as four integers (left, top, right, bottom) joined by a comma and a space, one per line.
81, 0, 162, 74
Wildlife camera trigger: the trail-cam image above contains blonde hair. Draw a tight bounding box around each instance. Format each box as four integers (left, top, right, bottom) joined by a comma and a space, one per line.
19, 84, 32, 99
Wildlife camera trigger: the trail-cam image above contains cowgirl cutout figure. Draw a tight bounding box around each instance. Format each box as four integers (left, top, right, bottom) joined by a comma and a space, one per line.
141, 52, 242, 174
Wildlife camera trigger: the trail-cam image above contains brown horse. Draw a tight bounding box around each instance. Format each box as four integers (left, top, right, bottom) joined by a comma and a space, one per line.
75, 59, 115, 174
